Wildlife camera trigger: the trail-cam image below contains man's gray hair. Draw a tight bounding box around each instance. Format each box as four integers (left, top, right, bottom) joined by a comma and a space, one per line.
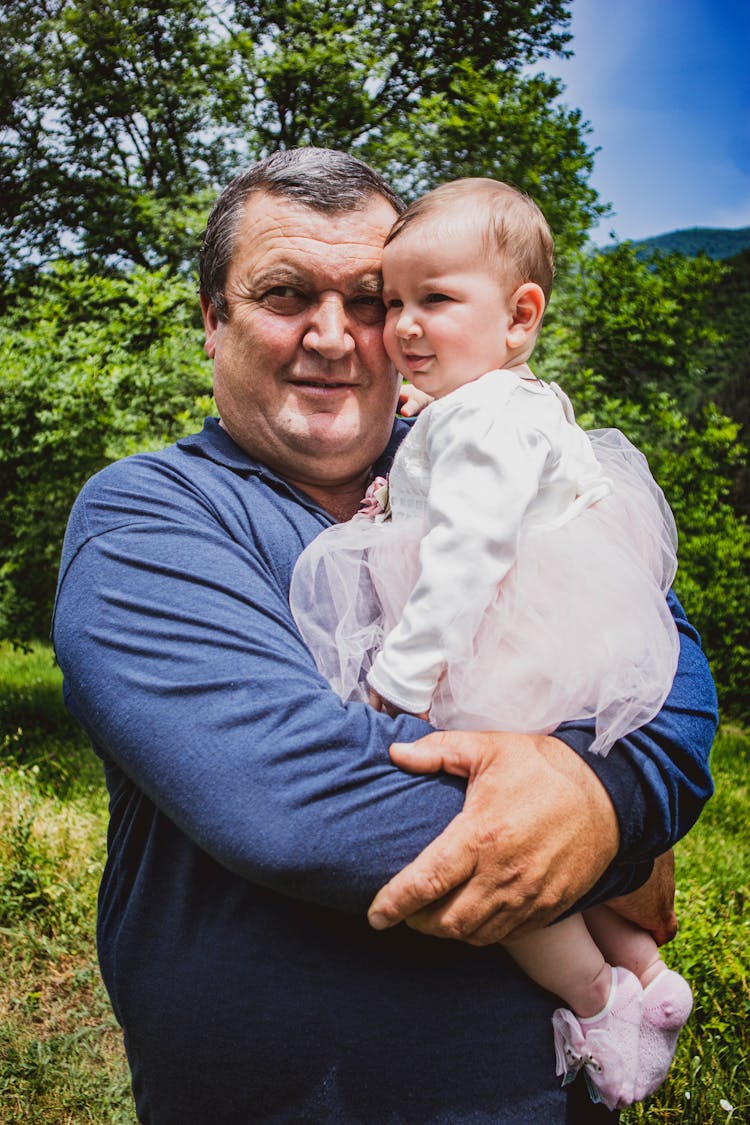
200, 148, 404, 320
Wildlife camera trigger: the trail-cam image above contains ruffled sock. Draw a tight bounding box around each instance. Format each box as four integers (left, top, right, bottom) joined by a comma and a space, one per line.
552, 966, 644, 1111
632, 968, 693, 1102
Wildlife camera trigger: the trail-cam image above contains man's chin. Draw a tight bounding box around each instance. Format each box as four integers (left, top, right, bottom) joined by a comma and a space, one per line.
293, 407, 371, 447
291, 417, 390, 471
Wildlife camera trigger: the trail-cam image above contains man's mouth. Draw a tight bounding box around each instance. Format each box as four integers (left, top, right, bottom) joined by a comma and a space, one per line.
292, 376, 354, 389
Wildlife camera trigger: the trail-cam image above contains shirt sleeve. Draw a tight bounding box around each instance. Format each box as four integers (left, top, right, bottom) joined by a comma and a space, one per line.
51, 458, 465, 913
368, 396, 551, 712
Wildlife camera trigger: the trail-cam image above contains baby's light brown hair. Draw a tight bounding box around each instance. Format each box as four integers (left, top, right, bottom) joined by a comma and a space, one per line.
384, 178, 555, 302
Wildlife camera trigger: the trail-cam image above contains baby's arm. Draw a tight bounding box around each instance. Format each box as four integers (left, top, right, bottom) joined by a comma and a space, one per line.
368, 395, 550, 715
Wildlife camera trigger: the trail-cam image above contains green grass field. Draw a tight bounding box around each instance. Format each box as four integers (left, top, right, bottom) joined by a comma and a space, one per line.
1, 643, 747, 1123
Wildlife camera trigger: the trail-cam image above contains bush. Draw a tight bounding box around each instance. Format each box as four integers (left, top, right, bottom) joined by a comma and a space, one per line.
0, 263, 213, 643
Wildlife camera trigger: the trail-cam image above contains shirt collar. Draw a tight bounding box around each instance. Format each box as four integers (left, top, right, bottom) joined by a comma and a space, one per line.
177, 414, 412, 494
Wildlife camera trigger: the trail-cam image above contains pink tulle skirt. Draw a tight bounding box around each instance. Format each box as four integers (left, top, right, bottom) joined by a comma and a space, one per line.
290, 429, 679, 755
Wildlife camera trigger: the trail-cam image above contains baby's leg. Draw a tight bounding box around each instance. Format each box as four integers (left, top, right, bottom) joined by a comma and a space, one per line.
505, 917, 642, 1110
504, 914, 612, 1017
583, 903, 665, 987
583, 904, 692, 1103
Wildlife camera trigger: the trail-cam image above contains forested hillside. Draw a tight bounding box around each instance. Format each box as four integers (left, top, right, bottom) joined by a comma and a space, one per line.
633, 226, 750, 260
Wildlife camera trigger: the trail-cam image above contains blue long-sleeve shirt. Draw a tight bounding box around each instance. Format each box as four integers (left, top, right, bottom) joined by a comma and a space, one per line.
52, 417, 717, 1124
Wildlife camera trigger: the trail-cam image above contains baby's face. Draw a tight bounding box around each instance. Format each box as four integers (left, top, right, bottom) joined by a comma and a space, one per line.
381, 216, 517, 399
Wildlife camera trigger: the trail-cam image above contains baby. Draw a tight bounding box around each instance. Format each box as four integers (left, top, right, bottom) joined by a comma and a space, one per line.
290, 178, 693, 1110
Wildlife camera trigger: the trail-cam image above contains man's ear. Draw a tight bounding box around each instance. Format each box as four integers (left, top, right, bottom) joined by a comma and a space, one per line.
200, 293, 219, 359
506, 283, 546, 350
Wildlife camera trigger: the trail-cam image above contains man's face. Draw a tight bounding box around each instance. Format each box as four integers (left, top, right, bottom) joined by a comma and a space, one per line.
202, 191, 401, 497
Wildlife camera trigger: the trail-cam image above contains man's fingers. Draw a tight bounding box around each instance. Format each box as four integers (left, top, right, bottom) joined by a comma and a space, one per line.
406, 890, 563, 946
371, 732, 620, 945
397, 850, 575, 946
368, 819, 477, 930
651, 913, 679, 947
369, 734, 487, 932
606, 849, 677, 945
389, 731, 478, 779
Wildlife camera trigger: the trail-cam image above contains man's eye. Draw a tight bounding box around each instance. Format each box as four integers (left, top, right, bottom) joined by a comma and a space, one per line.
351, 294, 386, 325
260, 287, 308, 313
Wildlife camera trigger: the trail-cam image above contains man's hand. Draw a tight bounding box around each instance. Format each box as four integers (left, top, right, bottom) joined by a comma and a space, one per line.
604, 849, 678, 946
368, 730, 619, 946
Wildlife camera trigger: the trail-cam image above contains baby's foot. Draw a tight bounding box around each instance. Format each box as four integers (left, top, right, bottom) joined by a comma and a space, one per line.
552, 966, 643, 1111
632, 968, 693, 1102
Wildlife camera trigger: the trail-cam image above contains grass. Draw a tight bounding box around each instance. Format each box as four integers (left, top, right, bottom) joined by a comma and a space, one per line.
1, 643, 748, 1123
621, 722, 750, 1124
0, 643, 135, 1123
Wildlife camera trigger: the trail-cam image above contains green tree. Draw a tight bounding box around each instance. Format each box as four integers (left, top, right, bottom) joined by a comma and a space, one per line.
0, 264, 211, 642
0, 0, 232, 277
1, 0, 603, 276
228, 1, 601, 250
548, 243, 725, 403
697, 248, 750, 517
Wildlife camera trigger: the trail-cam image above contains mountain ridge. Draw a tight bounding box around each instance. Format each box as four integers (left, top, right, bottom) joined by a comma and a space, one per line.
620, 225, 750, 260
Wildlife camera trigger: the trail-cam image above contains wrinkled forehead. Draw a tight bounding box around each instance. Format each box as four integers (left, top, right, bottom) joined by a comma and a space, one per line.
229, 192, 399, 287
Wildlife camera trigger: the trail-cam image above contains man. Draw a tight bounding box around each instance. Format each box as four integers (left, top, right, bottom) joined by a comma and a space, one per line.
52, 148, 716, 1123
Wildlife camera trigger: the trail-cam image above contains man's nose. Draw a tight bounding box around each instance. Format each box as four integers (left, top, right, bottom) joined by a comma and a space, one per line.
303, 295, 355, 359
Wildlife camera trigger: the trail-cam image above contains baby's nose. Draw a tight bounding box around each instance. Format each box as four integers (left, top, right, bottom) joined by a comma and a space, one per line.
396, 312, 422, 338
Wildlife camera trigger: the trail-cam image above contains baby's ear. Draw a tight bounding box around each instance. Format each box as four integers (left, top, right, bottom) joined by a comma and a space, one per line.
506, 283, 546, 349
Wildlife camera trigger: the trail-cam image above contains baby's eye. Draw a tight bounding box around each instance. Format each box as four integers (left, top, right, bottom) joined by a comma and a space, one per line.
386, 298, 403, 310
425, 292, 452, 304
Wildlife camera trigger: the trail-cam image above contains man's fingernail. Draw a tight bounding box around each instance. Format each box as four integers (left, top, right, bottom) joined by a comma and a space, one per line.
368, 911, 388, 930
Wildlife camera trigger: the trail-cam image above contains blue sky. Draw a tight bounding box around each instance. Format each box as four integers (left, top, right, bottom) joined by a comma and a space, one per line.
541, 0, 750, 242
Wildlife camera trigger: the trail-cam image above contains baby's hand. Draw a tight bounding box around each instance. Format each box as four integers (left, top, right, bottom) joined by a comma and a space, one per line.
368, 688, 429, 722
398, 384, 433, 417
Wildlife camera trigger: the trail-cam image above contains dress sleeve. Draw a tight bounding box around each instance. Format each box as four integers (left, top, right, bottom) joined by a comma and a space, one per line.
368, 395, 551, 713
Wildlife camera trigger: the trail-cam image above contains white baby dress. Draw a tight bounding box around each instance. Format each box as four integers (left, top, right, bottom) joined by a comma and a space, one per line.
289, 366, 679, 754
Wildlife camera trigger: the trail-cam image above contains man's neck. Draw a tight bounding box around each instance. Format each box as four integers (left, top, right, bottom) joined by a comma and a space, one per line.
290, 474, 372, 523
